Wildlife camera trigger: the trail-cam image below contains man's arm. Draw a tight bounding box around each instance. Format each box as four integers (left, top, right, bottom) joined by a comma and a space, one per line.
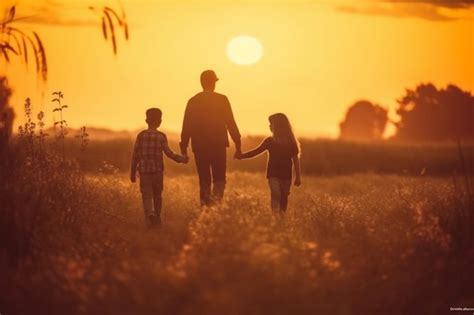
180, 99, 192, 155
223, 96, 241, 152
130, 136, 140, 182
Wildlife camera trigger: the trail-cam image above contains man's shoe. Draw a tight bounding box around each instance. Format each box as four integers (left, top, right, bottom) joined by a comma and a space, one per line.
147, 215, 156, 228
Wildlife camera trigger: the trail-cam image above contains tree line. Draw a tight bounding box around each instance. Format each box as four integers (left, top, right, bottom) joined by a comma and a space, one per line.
340, 83, 474, 142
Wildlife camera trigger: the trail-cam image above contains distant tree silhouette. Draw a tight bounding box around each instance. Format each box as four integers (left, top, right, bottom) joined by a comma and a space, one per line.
339, 100, 388, 141
0, 77, 14, 150
394, 83, 474, 141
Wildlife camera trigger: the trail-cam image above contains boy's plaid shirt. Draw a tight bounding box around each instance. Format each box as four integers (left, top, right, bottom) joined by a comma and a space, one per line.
131, 130, 181, 174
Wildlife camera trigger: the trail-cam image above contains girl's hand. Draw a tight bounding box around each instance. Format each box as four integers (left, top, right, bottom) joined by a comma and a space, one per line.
294, 177, 301, 187
234, 150, 243, 160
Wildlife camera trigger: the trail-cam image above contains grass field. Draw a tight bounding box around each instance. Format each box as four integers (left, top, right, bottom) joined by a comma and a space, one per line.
59, 134, 474, 176
1, 160, 473, 314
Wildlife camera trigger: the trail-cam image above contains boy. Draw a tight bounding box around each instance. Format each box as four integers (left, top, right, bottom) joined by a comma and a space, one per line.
130, 108, 188, 227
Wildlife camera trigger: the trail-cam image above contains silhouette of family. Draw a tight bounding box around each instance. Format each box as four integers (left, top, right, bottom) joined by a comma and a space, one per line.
130, 70, 301, 227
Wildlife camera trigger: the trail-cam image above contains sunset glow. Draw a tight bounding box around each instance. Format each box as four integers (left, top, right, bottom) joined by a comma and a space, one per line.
2, 0, 473, 138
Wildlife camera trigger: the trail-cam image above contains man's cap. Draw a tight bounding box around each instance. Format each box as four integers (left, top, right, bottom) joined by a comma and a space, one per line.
200, 70, 219, 84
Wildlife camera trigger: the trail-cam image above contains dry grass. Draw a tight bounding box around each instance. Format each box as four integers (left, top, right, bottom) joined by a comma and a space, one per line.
1, 162, 473, 314
1, 97, 473, 314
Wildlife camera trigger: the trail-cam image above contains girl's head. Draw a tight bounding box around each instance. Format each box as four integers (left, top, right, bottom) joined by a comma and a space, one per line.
268, 113, 299, 152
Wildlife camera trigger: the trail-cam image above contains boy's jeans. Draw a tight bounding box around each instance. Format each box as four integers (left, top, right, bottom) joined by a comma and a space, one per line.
139, 172, 163, 217
268, 177, 291, 212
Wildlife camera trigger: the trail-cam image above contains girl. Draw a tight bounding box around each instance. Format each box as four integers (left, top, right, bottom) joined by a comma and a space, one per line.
237, 113, 301, 212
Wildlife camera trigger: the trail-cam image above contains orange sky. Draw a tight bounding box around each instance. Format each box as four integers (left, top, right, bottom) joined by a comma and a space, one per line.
3, 0, 474, 138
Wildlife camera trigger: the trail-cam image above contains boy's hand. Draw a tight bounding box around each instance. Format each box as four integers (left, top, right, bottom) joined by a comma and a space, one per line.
130, 175, 136, 183
294, 177, 301, 187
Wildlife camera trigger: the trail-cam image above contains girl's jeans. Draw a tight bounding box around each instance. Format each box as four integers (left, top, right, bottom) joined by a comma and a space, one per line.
268, 177, 291, 212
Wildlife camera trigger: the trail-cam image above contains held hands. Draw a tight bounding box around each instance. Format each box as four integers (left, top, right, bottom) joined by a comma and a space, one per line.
180, 154, 190, 164
294, 177, 301, 187
234, 149, 243, 160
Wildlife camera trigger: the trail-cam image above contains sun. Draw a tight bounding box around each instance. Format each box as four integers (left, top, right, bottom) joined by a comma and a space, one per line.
226, 35, 263, 65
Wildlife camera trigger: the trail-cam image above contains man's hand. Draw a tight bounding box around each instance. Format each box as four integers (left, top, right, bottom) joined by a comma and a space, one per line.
130, 174, 136, 183
234, 148, 242, 160
294, 177, 301, 187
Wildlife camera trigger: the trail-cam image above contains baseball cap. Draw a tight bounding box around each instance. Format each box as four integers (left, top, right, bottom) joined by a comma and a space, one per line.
200, 70, 219, 85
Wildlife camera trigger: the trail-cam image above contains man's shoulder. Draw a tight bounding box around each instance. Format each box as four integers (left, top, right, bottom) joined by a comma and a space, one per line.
189, 92, 205, 101
213, 92, 227, 98
190, 91, 228, 101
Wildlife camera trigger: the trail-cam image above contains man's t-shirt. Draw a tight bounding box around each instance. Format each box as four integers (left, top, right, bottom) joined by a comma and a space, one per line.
180, 91, 241, 153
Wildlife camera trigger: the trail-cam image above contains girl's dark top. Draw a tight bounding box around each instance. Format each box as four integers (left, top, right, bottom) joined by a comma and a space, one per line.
241, 137, 299, 179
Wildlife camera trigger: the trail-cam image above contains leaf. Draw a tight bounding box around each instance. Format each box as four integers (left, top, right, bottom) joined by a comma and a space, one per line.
103, 10, 117, 55
8, 6, 16, 23
22, 36, 28, 64
101, 16, 108, 40
33, 32, 47, 82
104, 7, 123, 26
1, 47, 10, 62
124, 22, 129, 41
51, 98, 60, 102
8, 32, 22, 55
5, 43, 18, 55
62, 105, 68, 109
1, 43, 18, 56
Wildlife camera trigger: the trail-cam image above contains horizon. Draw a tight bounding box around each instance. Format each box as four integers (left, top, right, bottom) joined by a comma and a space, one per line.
3, 0, 474, 138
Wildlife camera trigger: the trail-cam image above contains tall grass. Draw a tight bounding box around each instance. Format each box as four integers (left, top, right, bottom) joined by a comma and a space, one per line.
0, 97, 473, 314
1, 170, 472, 314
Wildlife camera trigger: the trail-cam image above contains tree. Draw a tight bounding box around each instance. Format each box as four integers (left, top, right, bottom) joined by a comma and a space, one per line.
0, 76, 14, 150
0, 3, 129, 150
394, 83, 474, 141
339, 100, 388, 141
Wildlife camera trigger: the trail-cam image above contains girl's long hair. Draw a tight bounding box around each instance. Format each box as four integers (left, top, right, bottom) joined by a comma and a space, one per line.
269, 113, 299, 154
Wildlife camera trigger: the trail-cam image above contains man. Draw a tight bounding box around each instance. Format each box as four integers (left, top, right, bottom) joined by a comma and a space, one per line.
180, 70, 241, 206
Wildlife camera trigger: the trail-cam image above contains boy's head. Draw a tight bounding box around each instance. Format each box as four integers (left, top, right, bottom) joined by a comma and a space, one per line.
146, 108, 162, 128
